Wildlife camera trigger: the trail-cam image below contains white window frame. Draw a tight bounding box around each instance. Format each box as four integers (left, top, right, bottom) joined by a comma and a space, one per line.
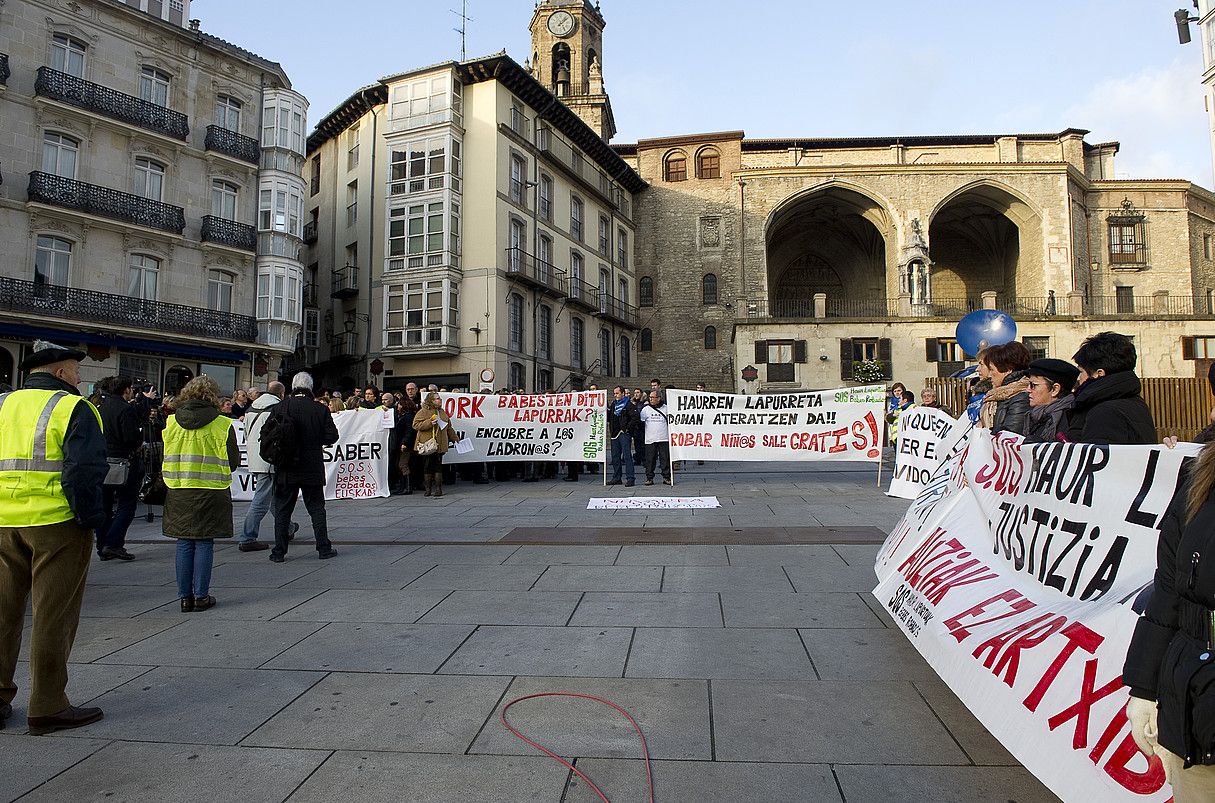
538, 304, 552, 360
139, 66, 171, 107
510, 154, 527, 204
539, 174, 553, 221
570, 317, 584, 370
42, 132, 79, 178
508, 293, 525, 352
256, 264, 301, 324
133, 157, 165, 202
211, 179, 239, 219
207, 269, 234, 313
50, 33, 86, 78
346, 180, 358, 227
128, 253, 160, 301
570, 196, 584, 241
215, 94, 242, 132
34, 235, 72, 285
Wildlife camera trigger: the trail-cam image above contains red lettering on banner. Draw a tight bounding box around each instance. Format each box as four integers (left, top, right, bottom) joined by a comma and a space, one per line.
1022, 621, 1104, 712
672, 433, 712, 448
1102, 732, 1168, 795
720, 433, 756, 449
1047, 658, 1125, 750
974, 433, 1025, 495
917, 558, 999, 606
942, 590, 1035, 643
971, 612, 1058, 675
850, 411, 881, 458
454, 395, 486, 419
897, 528, 956, 583
988, 615, 1069, 688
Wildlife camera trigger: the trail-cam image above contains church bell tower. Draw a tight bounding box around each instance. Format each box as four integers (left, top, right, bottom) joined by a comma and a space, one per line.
528, 0, 617, 142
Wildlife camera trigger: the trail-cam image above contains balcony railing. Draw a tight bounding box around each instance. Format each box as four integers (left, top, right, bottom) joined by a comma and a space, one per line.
0, 276, 257, 342
204, 125, 260, 164
302, 220, 317, 245
332, 265, 359, 299
330, 331, 359, 360
567, 276, 599, 311
201, 215, 256, 251
29, 171, 185, 234
35, 67, 189, 141
739, 294, 1215, 320
596, 294, 639, 327
504, 247, 568, 297
0, 54, 9, 86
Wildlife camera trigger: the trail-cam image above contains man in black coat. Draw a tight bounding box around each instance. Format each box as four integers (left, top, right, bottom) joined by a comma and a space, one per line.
1064, 331, 1156, 445
269, 372, 339, 563
607, 385, 639, 486
95, 376, 145, 561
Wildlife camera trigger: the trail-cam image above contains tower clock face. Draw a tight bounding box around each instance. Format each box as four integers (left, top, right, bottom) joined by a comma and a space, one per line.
547, 10, 576, 37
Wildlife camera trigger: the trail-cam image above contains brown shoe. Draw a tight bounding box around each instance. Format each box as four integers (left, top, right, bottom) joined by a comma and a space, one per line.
27, 705, 103, 735
238, 542, 270, 552
192, 595, 216, 612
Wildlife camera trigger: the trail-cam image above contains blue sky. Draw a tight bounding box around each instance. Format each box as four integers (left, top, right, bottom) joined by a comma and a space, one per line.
196, 0, 1213, 185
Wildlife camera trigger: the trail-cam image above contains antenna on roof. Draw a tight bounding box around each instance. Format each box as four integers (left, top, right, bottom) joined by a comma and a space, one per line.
451, 0, 473, 61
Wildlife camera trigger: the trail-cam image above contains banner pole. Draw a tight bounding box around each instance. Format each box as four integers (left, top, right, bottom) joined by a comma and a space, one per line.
668, 443, 675, 487
603, 409, 608, 487
876, 436, 884, 489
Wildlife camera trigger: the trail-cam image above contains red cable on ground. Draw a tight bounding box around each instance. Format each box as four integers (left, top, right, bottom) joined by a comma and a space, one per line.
500, 691, 655, 803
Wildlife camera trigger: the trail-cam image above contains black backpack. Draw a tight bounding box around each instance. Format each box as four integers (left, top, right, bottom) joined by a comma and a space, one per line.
259, 402, 298, 467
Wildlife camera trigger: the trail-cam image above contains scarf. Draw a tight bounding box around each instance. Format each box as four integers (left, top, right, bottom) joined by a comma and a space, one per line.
978, 375, 1030, 429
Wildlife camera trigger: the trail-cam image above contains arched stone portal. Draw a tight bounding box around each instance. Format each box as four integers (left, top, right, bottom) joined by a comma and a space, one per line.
928, 184, 1039, 303
765, 186, 890, 316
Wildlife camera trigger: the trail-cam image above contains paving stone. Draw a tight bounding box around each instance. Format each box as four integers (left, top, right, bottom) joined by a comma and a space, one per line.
93, 618, 324, 668
613, 545, 730, 565
725, 545, 847, 566
712, 680, 970, 764
279, 557, 437, 590
289, 752, 572, 803
141, 586, 323, 620
85, 558, 177, 587
418, 591, 583, 626
533, 565, 663, 592
564, 759, 843, 803
10, 661, 154, 713
914, 680, 1019, 766
784, 562, 881, 592
80, 584, 186, 618
800, 629, 941, 681
205, 558, 325, 588
262, 622, 475, 673
660, 566, 795, 593
503, 545, 623, 564
0, 735, 109, 801
16, 740, 328, 803
440, 625, 633, 677
626, 627, 814, 680
470, 676, 711, 760
569, 592, 722, 628
832, 543, 882, 567
243, 672, 510, 753
20, 616, 184, 663
403, 563, 547, 591
407, 544, 521, 564
273, 588, 452, 623
834, 765, 1057, 803
721, 592, 883, 628
64, 665, 322, 745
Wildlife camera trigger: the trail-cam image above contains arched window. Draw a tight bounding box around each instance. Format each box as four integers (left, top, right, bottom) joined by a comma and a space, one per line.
620, 336, 631, 377
704, 326, 717, 350
663, 150, 687, 182
696, 148, 721, 179
508, 293, 524, 352
640, 328, 653, 352
639, 276, 654, 307
50, 33, 87, 78
702, 273, 718, 305
139, 66, 172, 107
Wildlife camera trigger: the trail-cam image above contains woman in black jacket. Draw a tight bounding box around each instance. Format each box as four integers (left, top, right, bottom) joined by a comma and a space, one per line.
1124, 444, 1215, 798
976, 341, 1031, 435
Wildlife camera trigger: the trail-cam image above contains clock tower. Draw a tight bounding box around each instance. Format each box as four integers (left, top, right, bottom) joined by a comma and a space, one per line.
528, 0, 617, 142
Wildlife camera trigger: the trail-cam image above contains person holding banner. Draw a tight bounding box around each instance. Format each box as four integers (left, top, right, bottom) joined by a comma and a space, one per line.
975, 341, 1030, 435
1022, 358, 1079, 444
607, 386, 639, 487
640, 390, 672, 485
1124, 441, 1215, 798
412, 391, 453, 498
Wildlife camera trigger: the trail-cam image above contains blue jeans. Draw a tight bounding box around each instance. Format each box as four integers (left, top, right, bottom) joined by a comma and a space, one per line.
611, 433, 635, 482
175, 539, 214, 599
239, 472, 273, 543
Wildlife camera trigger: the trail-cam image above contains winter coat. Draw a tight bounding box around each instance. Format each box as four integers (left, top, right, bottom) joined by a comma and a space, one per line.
273, 390, 340, 486
1124, 472, 1215, 765
242, 392, 281, 474
1022, 395, 1074, 444
979, 371, 1030, 435
397, 398, 420, 450
413, 406, 453, 454
161, 400, 240, 540
608, 397, 639, 438
1064, 371, 1156, 445
19, 371, 108, 529
98, 393, 144, 460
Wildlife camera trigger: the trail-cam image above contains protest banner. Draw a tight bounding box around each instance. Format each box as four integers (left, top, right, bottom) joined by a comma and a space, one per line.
666, 385, 886, 463
875, 429, 1201, 802
438, 391, 608, 463
228, 409, 390, 502
886, 407, 970, 499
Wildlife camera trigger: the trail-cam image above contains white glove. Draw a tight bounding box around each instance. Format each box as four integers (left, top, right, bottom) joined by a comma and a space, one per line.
1126, 697, 1159, 758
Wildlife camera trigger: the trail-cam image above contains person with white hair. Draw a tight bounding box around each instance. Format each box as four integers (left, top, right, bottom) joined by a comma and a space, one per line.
268, 373, 339, 563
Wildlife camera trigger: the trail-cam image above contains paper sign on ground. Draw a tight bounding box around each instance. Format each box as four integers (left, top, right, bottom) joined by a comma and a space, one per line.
587, 496, 720, 509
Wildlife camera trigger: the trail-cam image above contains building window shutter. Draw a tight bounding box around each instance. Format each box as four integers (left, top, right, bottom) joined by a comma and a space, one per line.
1183, 336, 1196, 360
878, 338, 893, 380
925, 338, 938, 362
794, 340, 808, 364
755, 340, 768, 364
840, 338, 853, 380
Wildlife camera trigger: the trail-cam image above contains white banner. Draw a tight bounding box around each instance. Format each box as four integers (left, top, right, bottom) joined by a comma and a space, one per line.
887, 407, 971, 499
229, 409, 390, 501
666, 386, 886, 462
875, 430, 1200, 802
438, 391, 608, 463
587, 496, 721, 510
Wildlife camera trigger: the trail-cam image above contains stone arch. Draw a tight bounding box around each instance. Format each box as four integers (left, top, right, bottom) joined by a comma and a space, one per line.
927, 179, 1040, 230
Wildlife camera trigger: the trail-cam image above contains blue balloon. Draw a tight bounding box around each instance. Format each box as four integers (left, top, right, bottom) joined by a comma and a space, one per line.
955, 310, 1017, 357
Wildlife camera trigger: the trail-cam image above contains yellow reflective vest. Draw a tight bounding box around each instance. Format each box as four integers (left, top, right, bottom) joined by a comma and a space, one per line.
162, 414, 232, 490
0, 389, 102, 526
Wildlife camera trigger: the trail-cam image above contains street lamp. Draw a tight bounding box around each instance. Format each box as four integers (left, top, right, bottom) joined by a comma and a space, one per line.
1177, 7, 1199, 45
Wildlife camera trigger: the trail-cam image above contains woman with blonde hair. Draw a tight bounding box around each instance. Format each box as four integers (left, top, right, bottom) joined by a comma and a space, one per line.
412, 391, 453, 497
161, 375, 240, 612
328, 396, 345, 415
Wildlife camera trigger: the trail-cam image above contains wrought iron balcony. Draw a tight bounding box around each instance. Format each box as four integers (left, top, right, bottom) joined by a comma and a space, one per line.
0, 276, 257, 342
504, 247, 569, 297
35, 67, 189, 141
567, 276, 599, 311
302, 282, 318, 307
332, 265, 359, 299
201, 215, 256, 251
595, 293, 639, 327
0, 54, 10, 86
29, 171, 185, 234
302, 220, 317, 245
204, 124, 260, 165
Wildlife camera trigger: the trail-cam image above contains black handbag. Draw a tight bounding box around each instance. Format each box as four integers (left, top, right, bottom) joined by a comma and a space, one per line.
103, 457, 130, 486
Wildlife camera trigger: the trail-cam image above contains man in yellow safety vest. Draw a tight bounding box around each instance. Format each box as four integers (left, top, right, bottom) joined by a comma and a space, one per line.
0, 340, 108, 734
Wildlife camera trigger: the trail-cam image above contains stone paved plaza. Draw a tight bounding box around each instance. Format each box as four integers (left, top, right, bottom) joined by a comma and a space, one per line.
2, 462, 1057, 802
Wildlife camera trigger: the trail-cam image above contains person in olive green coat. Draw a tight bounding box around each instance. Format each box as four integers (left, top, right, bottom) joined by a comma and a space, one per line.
412, 392, 453, 498
162, 376, 240, 612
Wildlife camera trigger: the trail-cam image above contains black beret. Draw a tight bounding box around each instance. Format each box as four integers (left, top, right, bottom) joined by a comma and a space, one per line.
19, 339, 86, 372
1027, 358, 1080, 393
